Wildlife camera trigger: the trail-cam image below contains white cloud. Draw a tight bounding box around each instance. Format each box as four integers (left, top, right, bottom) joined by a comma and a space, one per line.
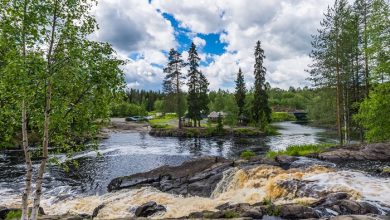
96, 0, 335, 90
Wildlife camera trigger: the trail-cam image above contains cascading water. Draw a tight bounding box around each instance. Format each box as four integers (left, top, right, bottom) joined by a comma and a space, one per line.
2, 163, 388, 219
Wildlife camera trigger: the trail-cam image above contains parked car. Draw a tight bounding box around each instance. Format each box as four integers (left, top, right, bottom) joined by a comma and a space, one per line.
125, 116, 148, 122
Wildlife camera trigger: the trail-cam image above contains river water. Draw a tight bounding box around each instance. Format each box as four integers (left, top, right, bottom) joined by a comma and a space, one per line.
0, 121, 389, 218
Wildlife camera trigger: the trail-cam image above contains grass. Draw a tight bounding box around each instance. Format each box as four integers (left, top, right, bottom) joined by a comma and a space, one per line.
266, 143, 334, 159
382, 167, 390, 173
272, 112, 296, 122
150, 123, 172, 129
240, 149, 256, 160
223, 210, 240, 218
5, 210, 22, 220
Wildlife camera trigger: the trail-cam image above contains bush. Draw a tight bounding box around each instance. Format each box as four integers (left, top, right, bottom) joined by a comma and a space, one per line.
240, 149, 256, 160
150, 124, 171, 129
271, 112, 295, 122
111, 102, 147, 117
266, 143, 334, 159
354, 82, 390, 142
6, 210, 22, 220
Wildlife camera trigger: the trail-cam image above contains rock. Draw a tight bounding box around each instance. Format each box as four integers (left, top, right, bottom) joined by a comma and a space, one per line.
317, 143, 390, 162
92, 204, 105, 218
278, 204, 320, 219
275, 155, 299, 169
331, 200, 381, 215
134, 201, 166, 217
108, 156, 233, 197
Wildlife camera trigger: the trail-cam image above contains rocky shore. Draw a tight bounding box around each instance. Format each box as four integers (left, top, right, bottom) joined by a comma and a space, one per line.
1, 143, 389, 220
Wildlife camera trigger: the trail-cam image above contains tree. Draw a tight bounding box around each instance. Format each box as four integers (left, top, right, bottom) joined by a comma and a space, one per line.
252, 41, 271, 129
355, 82, 390, 142
163, 48, 186, 128
186, 43, 210, 127
187, 42, 201, 127
235, 68, 246, 117
0, 1, 125, 219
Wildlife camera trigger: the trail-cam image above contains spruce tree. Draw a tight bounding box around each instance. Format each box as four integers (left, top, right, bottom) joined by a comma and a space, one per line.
252, 41, 271, 129
163, 48, 186, 128
187, 42, 201, 126
198, 70, 209, 126
186, 42, 209, 127
235, 68, 246, 117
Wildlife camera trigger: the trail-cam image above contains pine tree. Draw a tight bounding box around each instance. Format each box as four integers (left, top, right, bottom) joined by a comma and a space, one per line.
187, 42, 201, 127
235, 68, 246, 117
163, 48, 186, 128
252, 41, 271, 129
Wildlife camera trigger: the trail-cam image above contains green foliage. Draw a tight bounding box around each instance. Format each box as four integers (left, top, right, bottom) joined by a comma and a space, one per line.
266, 143, 334, 159
223, 210, 240, 218
5, 210, 22, 220
153, 99, 165, 113
240, 149, 256, 160
150, 124, 172, 129
271, 112, 295, 122
216, 113, 224, 132
355, 82, 390, 142
111, 102, 147, 117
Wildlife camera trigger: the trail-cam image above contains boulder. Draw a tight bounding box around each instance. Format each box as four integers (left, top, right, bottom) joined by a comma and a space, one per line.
134, 201, 166, 217
92, 204, 105, 218
317, 143, 390, 162
108, 156, 233, 197
278, 204, 320, 219
275, 155, 299, 169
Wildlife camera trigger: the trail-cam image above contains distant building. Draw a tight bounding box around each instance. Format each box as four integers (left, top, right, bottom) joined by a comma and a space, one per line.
208, 111, 226, 122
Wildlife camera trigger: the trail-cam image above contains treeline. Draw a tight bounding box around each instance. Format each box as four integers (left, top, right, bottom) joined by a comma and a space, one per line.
159, 41, 272, 130
309, 0, 390, 143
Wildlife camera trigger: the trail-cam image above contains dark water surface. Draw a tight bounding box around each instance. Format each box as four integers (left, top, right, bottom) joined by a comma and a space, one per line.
0, 122, 336, 199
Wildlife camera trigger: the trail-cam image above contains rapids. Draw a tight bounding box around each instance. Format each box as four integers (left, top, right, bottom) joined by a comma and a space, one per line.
11, 164, 389, 219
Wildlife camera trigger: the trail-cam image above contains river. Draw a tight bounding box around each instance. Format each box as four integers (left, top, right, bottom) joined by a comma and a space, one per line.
0, 121, 388, 218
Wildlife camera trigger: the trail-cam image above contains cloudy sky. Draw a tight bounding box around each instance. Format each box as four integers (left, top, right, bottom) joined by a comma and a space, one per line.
92, 0, 334, 91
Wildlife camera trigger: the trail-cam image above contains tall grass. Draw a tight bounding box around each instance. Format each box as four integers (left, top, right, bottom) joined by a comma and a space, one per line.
266, 143, 334, 158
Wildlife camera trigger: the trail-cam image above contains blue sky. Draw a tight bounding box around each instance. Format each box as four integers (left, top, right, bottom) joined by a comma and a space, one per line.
92, 0, 334, 91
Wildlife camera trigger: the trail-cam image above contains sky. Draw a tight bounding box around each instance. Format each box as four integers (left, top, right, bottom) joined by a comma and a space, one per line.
91, 0, 335, 91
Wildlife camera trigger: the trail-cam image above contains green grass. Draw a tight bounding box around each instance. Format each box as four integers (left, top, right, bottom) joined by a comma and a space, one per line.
223, 210, 240, 218
150, 123, 172, 129
382, 167, 390, 173
240, 149, 256, 160
266, 143, 334, 159
272, 112, 296, 122
5, 210, 22, 220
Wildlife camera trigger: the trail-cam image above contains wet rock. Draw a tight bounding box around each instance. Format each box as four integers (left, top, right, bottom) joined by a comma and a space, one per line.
278, 204, 320, 219
330, 200, 381, 215
317, 143, 390, 162
275, 155, 299, 169
108, 156, 233, 197
38, 214, 86, 220
92, 204, 105, 218
134, 201, 166, 217
318, 214, 390, 220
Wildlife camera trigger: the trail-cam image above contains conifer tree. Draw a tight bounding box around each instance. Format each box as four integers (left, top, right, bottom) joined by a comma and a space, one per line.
187, 42, 201, 126
163, 48, 186, 128
235, 68, 246, 117
252, 41, 271, 129
186, 42, 209, 127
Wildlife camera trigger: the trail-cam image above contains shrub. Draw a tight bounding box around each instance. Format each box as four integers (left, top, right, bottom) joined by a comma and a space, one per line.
266, 143, 334, 159
111, 102, 147, 117
6, 210, 22, 220
240, 149, 256, 160
272, 112, 295, 122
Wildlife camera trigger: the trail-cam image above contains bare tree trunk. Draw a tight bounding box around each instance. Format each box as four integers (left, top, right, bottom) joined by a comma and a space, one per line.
363, 1, 370, 97
336, 41, 344, 146
21, 1, 33, 218
30, 82, 51, 220
31, 1, 57, 218
21, 100, 32, 220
